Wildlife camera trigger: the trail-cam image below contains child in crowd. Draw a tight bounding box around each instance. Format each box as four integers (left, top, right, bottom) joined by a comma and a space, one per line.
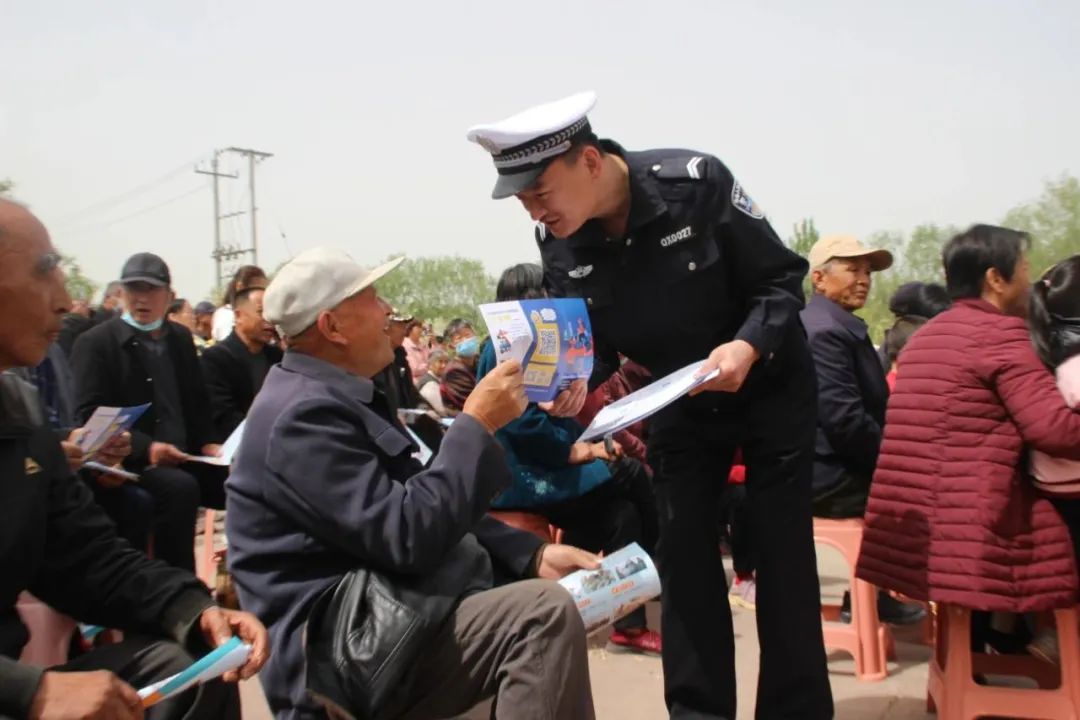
478, 263, 662, 654
1026, 255, 1080, 662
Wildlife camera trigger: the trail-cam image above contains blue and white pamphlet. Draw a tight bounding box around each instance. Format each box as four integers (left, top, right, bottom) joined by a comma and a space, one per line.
557, 543, 661, 634
479, 298, 594, 403
77, 404, 150, 458
138, 636, 251, 707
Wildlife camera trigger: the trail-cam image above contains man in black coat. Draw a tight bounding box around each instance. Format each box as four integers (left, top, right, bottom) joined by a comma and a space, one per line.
0, 198, 267, 720
200, 287, 282, 439
227, 248, 598, 720
56, 280, 122, 357
70, 253, 226, 572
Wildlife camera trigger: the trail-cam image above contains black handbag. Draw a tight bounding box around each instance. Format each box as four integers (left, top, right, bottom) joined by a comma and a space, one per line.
303, 538, 492, 720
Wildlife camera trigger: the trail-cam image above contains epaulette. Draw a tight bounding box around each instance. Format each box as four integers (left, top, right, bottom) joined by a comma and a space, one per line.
648, 155, 709, 181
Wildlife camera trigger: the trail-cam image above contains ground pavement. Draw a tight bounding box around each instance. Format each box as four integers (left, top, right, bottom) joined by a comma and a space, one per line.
238, 545, 936, 719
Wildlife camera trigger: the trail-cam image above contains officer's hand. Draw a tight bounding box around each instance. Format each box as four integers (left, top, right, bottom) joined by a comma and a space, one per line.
148, 442, 190, 467
28, 670, 144, 720
538, 379, 587, 418
463, 360, 528, 433
689, 340, 760, 395
536, 544, 602, 580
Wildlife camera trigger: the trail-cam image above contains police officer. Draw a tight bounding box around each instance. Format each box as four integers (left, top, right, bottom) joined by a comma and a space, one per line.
467, 92, 832, 720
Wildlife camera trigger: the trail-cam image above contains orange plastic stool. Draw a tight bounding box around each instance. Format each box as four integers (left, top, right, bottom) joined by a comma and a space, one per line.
16, 592, 76, 667
927, 603, 1080, 720
488, 511, 558, 542
813, 517, 892, 681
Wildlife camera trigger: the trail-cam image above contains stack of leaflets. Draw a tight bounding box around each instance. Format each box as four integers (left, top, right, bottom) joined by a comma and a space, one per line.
578, 360, 719, 442
557, 543, 661, 634
479, 298, 594, 403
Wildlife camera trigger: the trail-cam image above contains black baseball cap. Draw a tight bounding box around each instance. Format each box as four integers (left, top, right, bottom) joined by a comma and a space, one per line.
194, 301, 216, 316
120, 253, 171, 288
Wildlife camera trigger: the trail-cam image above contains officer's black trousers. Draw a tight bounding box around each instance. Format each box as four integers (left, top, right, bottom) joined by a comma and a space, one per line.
648, 378, 833, 720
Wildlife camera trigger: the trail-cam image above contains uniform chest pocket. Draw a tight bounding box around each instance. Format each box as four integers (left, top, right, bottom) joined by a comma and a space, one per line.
656, 234, 720, 285
565, 260, 616, 311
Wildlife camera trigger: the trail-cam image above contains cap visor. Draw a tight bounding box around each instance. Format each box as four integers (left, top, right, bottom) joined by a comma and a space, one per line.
867, 250, 894, 272
344, 256, 406, 300
122, 276, 168, 287
491, 166, 546, 200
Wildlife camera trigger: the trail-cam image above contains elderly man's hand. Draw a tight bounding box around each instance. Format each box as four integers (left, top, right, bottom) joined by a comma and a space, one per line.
28, 670, 143, 720
536, 544, 601, 580
60, 433, 86, 474
198, 607, 270, 682
689, 340, 760, 396
97, 431, 132, 467
463, 360, 528, 433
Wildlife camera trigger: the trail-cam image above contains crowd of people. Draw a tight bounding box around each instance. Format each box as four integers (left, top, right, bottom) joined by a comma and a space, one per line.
1, 89, 1079, 720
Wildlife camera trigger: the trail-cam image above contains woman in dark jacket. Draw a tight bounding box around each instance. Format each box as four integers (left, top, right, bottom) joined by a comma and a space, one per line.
478, 263, 661, 654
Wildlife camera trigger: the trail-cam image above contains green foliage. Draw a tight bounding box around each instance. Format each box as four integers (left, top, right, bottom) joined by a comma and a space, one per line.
374, 255, 496, 332
0, 178, 13, 196
61, 254, 98, 302
787, 218, 820, 298
1001, 174, 1080, 276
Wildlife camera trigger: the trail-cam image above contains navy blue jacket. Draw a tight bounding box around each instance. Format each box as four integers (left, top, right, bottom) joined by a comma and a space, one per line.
800, 294, 889, 495
226, 352, 543, 719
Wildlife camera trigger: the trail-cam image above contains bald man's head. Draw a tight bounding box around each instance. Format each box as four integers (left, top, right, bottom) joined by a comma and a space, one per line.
0, 200, 71, 370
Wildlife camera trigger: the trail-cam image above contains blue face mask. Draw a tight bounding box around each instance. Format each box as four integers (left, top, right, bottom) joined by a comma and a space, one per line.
121, 310, 163, 333
455, 336, 480, 358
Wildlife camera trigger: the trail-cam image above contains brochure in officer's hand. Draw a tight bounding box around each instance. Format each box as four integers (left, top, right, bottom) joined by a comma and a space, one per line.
577, 360, 720, 442
479, 298, 594, 403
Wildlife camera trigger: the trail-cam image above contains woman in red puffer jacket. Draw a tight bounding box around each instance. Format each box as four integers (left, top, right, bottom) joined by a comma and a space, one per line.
857, 225, 1080, 613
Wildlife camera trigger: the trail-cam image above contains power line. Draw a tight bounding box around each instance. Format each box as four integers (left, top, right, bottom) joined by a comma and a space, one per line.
57, 155, 206, 224
61, 185, 206, 233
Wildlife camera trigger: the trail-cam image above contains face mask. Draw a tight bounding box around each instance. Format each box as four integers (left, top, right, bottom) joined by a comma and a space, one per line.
121, 310, 163, 333
455, 336, 480, 358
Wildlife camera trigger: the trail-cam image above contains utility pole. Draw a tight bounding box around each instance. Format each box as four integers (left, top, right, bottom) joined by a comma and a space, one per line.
194, 151, 238, 290
195, 147, 273, 290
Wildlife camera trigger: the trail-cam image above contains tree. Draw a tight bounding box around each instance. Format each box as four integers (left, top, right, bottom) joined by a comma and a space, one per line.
1002, 174, 1080, 275
787, 218, 820, 297
375, 255, 496, 332
0, 179, 12, 196
61, 254, 98, 303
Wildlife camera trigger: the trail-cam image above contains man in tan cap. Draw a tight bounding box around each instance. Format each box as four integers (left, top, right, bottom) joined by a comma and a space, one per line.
801, 235, 925, 625
226, 247, 600, 720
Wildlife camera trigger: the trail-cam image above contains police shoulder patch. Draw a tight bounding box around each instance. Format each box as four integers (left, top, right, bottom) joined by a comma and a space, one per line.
731, 180, 765, 219
649, 156, 708, 181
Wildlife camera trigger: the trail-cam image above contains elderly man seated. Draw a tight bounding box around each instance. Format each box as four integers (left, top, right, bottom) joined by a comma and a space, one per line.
226, 248, 598, 720
802, 235, 925, 626
0, 198, 268, 720
858, 225, 1080, 649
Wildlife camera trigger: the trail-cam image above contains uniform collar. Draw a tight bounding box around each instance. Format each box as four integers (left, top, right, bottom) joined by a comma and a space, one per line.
809, 294, 869, 338
281, 350, 374, 404
601, 140, 668, 233
568, 140, 668, 249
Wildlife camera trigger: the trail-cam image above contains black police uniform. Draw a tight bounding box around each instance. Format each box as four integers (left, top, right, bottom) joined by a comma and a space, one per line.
537, 140, 833, 720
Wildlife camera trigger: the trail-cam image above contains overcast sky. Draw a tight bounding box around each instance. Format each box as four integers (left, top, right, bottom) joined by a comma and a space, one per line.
3, 0, 1078, 301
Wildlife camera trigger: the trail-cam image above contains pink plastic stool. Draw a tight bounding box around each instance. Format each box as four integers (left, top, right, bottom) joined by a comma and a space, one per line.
927, 603, 1080, 719
813, 517, 893, 681
16, 593, 76, 667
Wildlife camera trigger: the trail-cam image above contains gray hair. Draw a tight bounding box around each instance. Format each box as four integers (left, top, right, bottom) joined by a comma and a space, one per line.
428, 349, 449, 364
